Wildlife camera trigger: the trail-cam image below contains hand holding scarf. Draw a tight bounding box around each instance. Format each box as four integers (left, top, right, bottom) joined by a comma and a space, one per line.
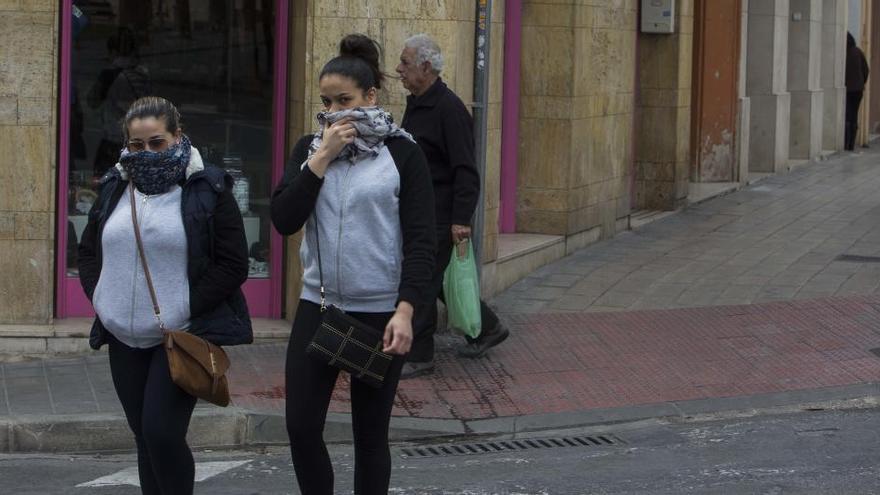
308, 107, 414, 164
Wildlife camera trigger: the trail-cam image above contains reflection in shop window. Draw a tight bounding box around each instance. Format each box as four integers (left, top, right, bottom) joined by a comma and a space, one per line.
68, 0, 276, 279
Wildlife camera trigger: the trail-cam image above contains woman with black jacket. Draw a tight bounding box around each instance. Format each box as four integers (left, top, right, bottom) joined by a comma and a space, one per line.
78, 96, 252, 495
271, 34, 435, 495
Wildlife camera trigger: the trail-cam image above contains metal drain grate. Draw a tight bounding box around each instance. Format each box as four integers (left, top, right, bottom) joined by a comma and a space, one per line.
398, 435, 624, 458
835, 254, 880, 263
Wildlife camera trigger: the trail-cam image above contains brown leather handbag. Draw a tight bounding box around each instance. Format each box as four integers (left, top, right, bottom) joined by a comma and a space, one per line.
129, 184, 231, 407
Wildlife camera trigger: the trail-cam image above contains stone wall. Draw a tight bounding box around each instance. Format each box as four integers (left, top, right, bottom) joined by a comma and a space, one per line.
283, 0, 506, 317
635, 0, 694, 210
0, 1, 58, 324
518, 0, 637, 239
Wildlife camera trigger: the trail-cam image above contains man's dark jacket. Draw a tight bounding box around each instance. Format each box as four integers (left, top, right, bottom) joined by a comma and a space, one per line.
78, 167, 253, 349
402, 78, 480, 228
847, 44, 870, 91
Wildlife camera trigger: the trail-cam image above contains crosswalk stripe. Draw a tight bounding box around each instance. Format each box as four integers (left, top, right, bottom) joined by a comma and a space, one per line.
76, 460, 252, 488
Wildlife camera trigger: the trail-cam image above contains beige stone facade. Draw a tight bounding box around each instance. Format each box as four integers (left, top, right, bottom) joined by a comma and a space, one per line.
517, 1, 637, 242
0, 1, 58, 325
636, 0, 694, 210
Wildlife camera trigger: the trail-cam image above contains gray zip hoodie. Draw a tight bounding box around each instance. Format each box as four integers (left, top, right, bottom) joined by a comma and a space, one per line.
300, 146, 403, 312
91, 148, 204, 348
271, 135, 436, 314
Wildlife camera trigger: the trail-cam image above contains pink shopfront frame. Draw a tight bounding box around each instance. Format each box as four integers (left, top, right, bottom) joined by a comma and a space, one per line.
56, 0, 290, 319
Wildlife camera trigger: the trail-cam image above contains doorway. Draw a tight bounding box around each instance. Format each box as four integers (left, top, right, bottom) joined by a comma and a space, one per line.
690, 0, 741, 183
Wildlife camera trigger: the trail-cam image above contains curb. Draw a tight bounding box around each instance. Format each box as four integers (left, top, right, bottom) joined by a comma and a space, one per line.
2, 382, 878, 453
0, 408, 464, 454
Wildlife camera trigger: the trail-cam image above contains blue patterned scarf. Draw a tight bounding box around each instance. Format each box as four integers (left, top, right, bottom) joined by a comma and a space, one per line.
309, 107, 414, 164
119, 134, 192, 195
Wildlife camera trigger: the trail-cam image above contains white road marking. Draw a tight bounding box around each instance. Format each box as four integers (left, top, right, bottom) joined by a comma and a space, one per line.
76, 460, 252, 488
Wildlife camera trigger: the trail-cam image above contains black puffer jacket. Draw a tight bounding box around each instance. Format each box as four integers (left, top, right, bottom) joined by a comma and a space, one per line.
78, 165, 253, 349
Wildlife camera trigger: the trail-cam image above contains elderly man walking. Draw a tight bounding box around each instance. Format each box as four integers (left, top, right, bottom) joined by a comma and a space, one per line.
396, 34, 509, 379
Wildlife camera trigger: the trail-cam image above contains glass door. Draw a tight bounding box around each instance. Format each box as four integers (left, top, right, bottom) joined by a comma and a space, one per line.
57, 0, 288, 317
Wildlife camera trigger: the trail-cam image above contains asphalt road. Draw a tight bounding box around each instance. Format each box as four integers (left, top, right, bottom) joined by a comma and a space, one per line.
3, 406, 880, 494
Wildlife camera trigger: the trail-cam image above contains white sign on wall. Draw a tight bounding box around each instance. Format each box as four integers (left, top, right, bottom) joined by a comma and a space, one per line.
641, 0, 676, 34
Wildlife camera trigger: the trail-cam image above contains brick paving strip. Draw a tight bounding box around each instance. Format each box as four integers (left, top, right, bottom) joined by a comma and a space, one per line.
6, 293, 879, 452
228, 295, 880, 422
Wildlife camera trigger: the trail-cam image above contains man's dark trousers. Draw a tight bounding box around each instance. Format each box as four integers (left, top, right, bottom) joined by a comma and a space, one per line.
846, 90, 864, 150
409, 226, 500, 363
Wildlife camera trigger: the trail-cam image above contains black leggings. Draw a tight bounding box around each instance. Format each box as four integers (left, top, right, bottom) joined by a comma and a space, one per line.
108, 334, 198, 495
285, 300, 405, 495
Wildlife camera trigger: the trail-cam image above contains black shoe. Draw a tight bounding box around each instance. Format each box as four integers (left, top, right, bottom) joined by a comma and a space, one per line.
457, 323, 510, 358
400, 361, 435, 379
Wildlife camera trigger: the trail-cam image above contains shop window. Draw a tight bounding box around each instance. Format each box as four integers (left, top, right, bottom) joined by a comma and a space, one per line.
67, 0, 277, 280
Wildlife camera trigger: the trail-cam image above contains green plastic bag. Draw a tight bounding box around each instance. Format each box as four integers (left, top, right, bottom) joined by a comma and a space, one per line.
442, 241, 482, 338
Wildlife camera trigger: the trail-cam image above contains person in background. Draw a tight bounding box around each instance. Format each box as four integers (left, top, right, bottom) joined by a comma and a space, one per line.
78, 96, 252, 495
845, 31, 869, 151
271, 34, 435, 494
87, 26, 152, 178
396, 33, 509, 379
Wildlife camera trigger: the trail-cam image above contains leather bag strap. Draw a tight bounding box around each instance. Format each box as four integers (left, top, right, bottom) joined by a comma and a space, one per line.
128, 183, 166, 331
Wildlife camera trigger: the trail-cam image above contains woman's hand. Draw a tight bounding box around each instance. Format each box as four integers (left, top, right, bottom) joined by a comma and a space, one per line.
308, 118, 356, 177
383, 301, 414, 355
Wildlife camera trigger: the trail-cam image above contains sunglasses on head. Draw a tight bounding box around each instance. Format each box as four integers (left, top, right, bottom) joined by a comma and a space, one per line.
127, 137, 172, 153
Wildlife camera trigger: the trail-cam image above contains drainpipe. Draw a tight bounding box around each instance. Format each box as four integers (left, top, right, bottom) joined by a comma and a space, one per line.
500, 0, 522, 233
630, 1, 642, 216
472, 0, 492, 277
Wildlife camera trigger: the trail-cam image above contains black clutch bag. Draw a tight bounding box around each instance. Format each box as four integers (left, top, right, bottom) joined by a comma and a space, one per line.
306, 212, 394, 389
306, 305, 393, 389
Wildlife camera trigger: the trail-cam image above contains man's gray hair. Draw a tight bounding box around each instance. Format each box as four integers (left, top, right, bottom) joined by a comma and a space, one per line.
404, 34, 444, 74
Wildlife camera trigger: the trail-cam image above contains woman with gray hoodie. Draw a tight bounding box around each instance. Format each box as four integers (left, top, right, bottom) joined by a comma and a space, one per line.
271, 34, 435, 495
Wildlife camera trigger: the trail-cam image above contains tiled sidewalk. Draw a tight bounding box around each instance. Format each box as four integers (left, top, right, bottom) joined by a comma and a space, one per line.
227, 295, 880, 420
492, 148, 880, 314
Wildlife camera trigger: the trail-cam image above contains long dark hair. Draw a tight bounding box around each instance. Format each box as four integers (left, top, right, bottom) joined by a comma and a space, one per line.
319, 34, 385, 92
122, 96, 181, 141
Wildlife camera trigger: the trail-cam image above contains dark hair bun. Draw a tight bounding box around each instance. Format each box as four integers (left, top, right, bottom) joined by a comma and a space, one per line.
338, 34, 384, 89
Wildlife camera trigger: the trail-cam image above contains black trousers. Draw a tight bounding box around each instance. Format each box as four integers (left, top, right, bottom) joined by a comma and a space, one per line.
409, 227, 500, 363
285, 300, 405, 495
846, 90, 864, 150
108, 334, 198, 495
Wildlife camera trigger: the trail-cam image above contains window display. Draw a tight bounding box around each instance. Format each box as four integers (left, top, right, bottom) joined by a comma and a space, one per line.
67, 0, 276, 279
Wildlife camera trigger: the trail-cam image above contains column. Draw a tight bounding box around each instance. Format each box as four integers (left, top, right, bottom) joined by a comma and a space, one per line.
788, 0, 824, 159
737, 0, 751, 180
746, 0, 791, 173
821, 0, 846, 150
0, 1, 57, 324
635, 0, 694, 209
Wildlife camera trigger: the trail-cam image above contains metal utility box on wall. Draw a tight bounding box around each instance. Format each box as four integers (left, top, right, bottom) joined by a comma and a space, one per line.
641, 0, 675, 33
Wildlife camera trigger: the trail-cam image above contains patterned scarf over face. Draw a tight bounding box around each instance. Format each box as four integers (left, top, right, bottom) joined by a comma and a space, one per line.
309, 107, 414, 164
119, 134, 192, 195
